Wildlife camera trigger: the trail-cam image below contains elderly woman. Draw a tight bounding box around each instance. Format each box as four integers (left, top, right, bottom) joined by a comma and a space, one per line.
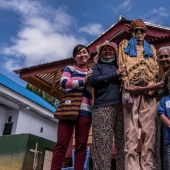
127, 46, 170, 170
156, 46, 170, 170
89, 41, 125, 170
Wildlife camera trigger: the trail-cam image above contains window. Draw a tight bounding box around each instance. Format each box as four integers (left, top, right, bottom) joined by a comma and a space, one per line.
40, 127, 43, 133
8, 116, 12, 122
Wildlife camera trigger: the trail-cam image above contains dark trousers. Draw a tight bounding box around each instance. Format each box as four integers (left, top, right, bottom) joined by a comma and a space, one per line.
51, 116, 91, 170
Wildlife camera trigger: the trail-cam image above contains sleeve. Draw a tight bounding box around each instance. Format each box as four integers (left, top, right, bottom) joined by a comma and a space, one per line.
144, 44, 159, 95
151, 45, 157, 60
151, 45, 161, 82
118, 39, 129, 82
60, 66, 84, 89
150, 44, 159, 78
89, 64, 118, 89
158, 98, 166, 116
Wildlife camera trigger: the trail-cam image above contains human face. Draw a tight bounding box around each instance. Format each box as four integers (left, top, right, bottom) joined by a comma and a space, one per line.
100, 45, 115, 59
73, 47, 90, 65
132, 27, 146, 41
166, 76, 170, 91
157, 49, 170, 72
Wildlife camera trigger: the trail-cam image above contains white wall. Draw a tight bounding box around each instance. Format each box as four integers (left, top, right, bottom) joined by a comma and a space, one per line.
0, 107, 7, 135
16, 110, 58, 142
6, 110, 19, 134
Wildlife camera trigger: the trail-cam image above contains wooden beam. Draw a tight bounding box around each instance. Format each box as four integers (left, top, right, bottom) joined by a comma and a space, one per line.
23, 76, 64, 99
50, 70, 61, 88
51, 89, 64, 100
50, 81, 60, 94
23, 77, 51, 94
50, 69, 65, 94
32, 75, 51, 88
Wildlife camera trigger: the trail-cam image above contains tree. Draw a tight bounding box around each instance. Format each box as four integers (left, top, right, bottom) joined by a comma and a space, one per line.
26, 83, 59, 108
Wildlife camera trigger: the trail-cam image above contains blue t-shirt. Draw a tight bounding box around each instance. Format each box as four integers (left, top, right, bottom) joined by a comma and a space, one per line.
158, 94, 170, 146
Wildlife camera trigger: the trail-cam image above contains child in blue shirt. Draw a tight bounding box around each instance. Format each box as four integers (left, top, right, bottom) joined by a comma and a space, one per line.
158, 72, 170, 170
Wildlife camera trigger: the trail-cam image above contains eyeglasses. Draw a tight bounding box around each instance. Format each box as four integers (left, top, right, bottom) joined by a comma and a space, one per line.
133, 28, 146, 34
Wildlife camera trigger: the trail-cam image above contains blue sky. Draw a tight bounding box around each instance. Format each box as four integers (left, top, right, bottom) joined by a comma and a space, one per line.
0, 0, 170, 87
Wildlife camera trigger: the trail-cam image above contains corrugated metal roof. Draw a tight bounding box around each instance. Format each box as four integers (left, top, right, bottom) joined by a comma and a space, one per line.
0, 74, 56, 112
87, 19, 170, 47
14, 58, 74, 74
145, 22, 170, 30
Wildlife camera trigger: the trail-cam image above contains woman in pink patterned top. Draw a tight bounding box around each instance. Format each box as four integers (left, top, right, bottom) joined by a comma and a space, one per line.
51, 44, 93, 170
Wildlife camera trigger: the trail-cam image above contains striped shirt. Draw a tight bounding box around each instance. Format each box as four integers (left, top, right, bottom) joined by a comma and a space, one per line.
60, 65, 92, 118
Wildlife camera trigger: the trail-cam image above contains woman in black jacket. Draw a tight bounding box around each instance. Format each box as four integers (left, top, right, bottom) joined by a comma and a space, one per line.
89, 41, 125, 170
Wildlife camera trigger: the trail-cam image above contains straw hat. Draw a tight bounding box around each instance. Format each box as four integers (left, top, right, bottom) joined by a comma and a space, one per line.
93, 41, 118, 63
126, 19, 147, 33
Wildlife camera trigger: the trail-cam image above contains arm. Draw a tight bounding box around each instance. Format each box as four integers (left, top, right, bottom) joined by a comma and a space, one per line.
60, 66, 84, 89
142, 81, 164, 91
151, 44, 157, 61
118, 39, 129, 87
158, 99, 170, 127
89, 65, 118, 89
126, 44, 162, 94
117, 39, 128, 82
126, 81, 164, 94
160, 114, 170, 128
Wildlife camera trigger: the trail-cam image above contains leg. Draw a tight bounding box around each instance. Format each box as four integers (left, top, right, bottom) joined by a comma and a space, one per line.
139, 94, 157, 170
113, 104, 125, 170
51, 120, 75, 170
92, 105, 115, 170
124, 95, 141, 170
74, 116, 91, 170
167, 144, 170, 170
163, 145, 170, 170
155, 113, 163, 170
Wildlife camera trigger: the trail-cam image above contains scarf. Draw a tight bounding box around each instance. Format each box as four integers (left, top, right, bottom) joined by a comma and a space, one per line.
124, 37, 153, 59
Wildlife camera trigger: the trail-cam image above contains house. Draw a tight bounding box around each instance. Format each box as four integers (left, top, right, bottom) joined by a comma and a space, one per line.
14, 18, 170, 100
0, 73, 58, 170
14, 18, 170, 168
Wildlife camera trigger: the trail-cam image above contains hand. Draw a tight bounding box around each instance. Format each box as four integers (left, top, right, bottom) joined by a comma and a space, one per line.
116, 66, 126, 76
126, 85, 143, 94
84, 68, 93, 84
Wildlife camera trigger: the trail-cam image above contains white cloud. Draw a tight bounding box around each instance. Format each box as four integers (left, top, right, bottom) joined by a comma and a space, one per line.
79, 23, 104, 36
151, 7, 169, 17
144, 7, 169, 24
112, 0, 135, 16
0, 0, 46, 17
3, 59, 22, 71
0, 0, 87, 72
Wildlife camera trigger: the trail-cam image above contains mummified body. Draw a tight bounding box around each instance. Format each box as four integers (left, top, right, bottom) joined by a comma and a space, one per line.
118, 19, 159, 170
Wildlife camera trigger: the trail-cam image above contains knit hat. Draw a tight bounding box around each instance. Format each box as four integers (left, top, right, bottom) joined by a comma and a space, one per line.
127, 19, 147, 33
93, 41, 118, 63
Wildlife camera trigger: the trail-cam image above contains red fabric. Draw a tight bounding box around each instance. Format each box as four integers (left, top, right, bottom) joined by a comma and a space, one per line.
51, 116, 91, 170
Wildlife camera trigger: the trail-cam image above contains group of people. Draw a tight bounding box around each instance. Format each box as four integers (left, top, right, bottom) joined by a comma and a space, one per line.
51, 19, 170, 170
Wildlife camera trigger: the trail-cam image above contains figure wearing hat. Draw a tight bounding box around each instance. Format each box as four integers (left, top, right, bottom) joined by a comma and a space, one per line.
90, 41, 125, 170
118, 19, 159, 170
